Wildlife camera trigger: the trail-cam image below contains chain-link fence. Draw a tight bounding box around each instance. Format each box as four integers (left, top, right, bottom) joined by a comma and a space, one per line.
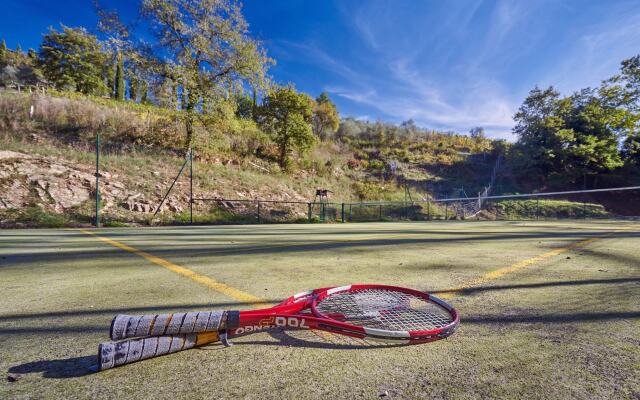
148, 186, 639, 225
184, 187, 640, 224
85, 134, 639, 226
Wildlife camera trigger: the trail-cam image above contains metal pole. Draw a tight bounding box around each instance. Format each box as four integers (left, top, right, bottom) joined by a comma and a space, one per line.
308, 202, 312, 222
189, 149, 193, 225
341, 203, 345, 223
152, 154, 190, 221
536, 198, 540, 220
445, 202, 448, 220
95, 132, 100, 227
379, 204, 382, 221
257, 201, 261, 223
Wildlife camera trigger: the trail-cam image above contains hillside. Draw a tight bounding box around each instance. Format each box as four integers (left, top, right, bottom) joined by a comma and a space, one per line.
0, 90, 504, 227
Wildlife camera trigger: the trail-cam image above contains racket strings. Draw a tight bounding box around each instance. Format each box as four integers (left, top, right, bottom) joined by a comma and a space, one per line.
316, 289, 453, 331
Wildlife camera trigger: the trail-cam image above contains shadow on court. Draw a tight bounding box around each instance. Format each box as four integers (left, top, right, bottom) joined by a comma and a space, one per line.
2, 229, 639, 268
8, 356, 96, 379
430, 277, 640, 296
7, 304, 639, 379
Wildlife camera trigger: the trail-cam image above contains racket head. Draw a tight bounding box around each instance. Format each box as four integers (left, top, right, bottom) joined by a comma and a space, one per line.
311, 284, 459, 343
276, 287, 335, 307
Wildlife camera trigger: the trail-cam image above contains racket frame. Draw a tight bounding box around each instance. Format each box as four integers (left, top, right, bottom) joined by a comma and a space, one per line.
229, 284, 459, 343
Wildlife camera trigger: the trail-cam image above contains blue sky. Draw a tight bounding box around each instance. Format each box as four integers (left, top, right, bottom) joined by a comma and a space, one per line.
2, 1, 640, 139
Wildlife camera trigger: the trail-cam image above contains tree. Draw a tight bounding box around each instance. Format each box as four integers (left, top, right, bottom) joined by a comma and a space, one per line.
608, 55, 640, 109
311, 92, 340, 140
39, 25, 109, 95
469, 126, 485, 140
0, 41, 45, 88
257, 86, 315, 169
140, 80, 149, 103
129, 72, 139, 101
400, 119, 418, 134
234, 93, 255, 119
27, 48, 37, 63
0, 39, 6, 62
513, 85, 629, 188
133, 0, 273, 147
114, 50, 125, 100
622, 134, 640, 165
336, 118, 362, 140
0, 65, 18, 87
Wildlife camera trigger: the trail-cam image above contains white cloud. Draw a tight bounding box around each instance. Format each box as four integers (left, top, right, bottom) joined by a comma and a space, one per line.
542, 8, 640, 93
272, 1, 640, 141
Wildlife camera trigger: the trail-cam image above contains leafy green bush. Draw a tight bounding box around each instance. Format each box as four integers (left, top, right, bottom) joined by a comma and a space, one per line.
353, 181, 394, 201
367, 159, 385, 170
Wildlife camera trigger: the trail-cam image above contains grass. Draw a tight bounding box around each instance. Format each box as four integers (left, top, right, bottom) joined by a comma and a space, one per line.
0, 129, 371, 227
0, 220, 638, 399
495, 199, 611, 219
1, 206, 69, 228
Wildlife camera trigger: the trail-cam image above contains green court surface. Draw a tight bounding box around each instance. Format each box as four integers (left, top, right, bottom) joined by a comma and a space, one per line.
1, 220, 639, 399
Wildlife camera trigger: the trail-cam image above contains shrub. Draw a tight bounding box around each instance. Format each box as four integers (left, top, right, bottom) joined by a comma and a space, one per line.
353, 181, 393, 201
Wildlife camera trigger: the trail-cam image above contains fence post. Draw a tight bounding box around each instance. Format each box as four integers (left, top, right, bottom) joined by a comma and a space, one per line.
95, 132, 100, 227
308, 202, 312, 222
189, 150, 193, 225
349, 204, 352, 221
379, 204, 383, 221
445, 202, 448, 220
257, 201, 261, 224
536, 198, 540, 220
341, 203, 345, 223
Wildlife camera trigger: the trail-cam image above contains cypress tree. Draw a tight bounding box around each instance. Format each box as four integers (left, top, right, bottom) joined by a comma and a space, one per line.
114, 51, 125, 101
0, 39, 7, 62
140, 80, 148, 103
107, 60, 115, 98
252, 87, 257, 120
129, 74, 138, 102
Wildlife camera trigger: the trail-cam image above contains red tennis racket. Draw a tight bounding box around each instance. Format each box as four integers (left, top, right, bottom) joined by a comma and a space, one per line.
99, 284, 459, 370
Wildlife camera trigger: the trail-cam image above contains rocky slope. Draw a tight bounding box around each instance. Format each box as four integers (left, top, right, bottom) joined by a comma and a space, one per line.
0, 150, 184, 220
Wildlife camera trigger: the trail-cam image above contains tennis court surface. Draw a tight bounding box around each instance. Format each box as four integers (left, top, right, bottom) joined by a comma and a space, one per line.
1, 220, 639, 399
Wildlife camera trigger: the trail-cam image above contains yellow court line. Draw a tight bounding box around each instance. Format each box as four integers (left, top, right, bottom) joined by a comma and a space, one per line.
181, 225, 638, 257
79, 229, 270, 308
80, 226, 633, 307
437, 233, 613, 299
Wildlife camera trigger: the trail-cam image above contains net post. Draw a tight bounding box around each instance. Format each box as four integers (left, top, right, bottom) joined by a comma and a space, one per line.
95, 131, 100, 228
151, 152, 190, 223
189, 149, 193, 225
341, 203, 345, 223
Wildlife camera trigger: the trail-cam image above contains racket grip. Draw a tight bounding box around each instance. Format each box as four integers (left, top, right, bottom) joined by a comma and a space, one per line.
110, 311, 224, 340
98, 332, 220, 371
